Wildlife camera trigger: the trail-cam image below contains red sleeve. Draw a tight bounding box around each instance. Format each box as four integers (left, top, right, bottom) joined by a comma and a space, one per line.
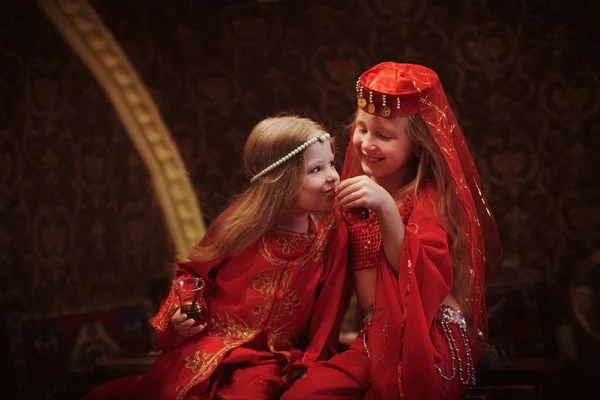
403, 190, 452, 328
148, 257, 227, 351
369, 189, 452, 400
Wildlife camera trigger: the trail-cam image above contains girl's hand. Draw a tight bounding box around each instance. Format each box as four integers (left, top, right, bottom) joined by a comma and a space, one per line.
336, 175, 395, 214
171, 307, 207, 337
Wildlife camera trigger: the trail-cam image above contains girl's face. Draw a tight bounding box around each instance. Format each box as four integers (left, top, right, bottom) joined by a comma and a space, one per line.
352, 109, 417, 187
293, 138, 339, 212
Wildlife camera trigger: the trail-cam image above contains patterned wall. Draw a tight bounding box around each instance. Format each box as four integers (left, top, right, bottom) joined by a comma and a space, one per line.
1, 0, 599, 367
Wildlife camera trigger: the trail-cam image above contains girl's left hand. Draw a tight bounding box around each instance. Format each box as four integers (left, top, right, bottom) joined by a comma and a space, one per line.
336, 175, 395, 214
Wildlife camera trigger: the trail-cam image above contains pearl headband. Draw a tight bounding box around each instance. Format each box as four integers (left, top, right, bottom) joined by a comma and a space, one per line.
250, 133, 330, 182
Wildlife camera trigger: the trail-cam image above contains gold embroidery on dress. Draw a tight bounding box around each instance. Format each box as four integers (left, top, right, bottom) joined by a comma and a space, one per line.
261, 212, 337, 270
269, 324, 300, 352
177, 339, 240, 400
260, 242, 287, 268
268, 269, 301, 317
149, 289, 178, 331
253, 266, 302, 353
205, 312, 254, 340
279, 290, 300, 316
249, 263, 285, 334
309, 218, 337, 264
277, 235, 299, 254
184, 350, 210, 374
252, 269, 277, 294
266, 230, 312, 255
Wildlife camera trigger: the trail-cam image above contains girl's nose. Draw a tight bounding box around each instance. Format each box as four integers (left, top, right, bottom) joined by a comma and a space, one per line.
328, 168, 340, 183
361, 136, 376, 151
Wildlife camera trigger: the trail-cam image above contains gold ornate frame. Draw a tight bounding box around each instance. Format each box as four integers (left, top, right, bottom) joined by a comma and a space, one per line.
38, 0, 206, 256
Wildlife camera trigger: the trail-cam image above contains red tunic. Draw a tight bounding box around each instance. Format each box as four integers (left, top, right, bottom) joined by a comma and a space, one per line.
283, 61, 502, 400
86, 211, 351, 400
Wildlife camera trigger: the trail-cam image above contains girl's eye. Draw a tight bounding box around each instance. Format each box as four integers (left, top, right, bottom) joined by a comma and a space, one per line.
310, 166, 321, 173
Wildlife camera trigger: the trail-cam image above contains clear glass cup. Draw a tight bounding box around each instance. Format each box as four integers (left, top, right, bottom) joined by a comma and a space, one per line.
174, 277, 207, 326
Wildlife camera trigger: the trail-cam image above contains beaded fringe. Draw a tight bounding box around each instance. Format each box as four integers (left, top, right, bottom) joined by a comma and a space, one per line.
434, 305, 476, 388
361, 304, 476, 388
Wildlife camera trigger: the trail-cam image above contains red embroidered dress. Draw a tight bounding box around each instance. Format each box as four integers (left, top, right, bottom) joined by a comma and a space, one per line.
86, 211, 351, 400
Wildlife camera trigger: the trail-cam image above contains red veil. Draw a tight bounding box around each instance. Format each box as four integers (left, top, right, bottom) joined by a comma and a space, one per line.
342, 62, 502, 399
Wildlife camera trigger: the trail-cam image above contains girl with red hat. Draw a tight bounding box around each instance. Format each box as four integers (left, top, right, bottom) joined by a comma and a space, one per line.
283, 62, 502, 400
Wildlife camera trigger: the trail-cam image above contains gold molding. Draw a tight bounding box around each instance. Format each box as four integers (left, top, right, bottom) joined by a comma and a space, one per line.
38, 0, 206, 256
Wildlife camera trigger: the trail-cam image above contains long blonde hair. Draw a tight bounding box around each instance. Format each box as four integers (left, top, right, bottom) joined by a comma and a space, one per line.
397, 115, 471, 318
189, 115, 328, 262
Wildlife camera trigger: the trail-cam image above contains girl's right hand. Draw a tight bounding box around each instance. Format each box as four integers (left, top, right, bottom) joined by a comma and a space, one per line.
336, 175, 395, 214
171, 307, 207, 337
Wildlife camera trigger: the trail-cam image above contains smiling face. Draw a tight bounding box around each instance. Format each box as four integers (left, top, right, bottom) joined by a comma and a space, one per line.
292, 138, 340, 212
352, 109, 417, 191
